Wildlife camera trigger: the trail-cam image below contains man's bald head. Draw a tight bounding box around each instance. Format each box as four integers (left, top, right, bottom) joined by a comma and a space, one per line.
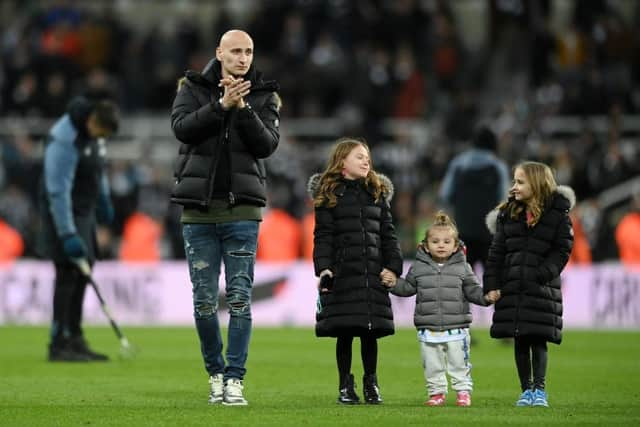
216, 30, 254, 78
219, 30, 253, 49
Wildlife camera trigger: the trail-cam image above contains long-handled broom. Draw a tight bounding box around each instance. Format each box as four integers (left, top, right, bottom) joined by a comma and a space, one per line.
73, 259, 137, 359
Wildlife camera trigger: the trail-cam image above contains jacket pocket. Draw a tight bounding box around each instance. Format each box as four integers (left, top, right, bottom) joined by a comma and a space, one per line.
174, 155, 188, 182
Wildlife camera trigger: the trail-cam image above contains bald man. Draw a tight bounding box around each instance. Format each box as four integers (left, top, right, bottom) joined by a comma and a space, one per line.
171, 29, 281, 406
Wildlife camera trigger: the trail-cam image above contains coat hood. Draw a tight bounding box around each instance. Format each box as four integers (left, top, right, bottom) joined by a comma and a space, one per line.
306, 173, 395, 202
485, 185, 576, 235
415, 244, 467, 267
181, 58, 279, 93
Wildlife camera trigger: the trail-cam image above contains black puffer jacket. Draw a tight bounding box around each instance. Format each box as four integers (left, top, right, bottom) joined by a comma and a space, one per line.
483, 186, 575, 344
308, 173, 403, 338
170, 59, 280, 208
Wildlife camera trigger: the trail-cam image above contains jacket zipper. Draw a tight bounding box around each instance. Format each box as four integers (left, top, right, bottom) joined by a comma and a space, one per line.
515, 218, 531, 336
205, 106, 230, 206
359, 187, 371, 331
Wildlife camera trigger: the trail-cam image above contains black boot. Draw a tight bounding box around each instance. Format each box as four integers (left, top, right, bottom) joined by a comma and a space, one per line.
48, 338, 90, 362
69, 336, 109, 361
363, 374, 383, 404
337, 374, 360, 404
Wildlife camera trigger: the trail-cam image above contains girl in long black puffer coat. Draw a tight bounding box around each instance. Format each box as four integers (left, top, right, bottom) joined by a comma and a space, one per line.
483, 161, 574, 409
308, 138, 403, 405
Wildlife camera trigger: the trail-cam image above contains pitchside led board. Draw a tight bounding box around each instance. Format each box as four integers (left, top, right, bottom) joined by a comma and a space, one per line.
0, 261, 639, 328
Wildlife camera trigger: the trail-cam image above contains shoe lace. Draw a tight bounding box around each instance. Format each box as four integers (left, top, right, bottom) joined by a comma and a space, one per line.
226, 379, 244, 397
209, 375, 224, 395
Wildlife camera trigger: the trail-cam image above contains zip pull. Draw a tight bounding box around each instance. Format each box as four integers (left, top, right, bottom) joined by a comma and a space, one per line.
228, 192, 236, 206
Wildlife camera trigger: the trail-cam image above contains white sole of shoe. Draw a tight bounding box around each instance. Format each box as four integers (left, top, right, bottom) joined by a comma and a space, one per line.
222, 401, 248, 406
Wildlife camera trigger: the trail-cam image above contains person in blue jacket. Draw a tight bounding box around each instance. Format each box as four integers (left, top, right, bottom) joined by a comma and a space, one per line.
38, 96, 119, 362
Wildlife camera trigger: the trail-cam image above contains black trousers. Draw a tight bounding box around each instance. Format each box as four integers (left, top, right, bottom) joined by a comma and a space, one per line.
51, 262, 88, 344
514, 336, 548, 391
336, 335, 377, 384
461, 237, 491, 272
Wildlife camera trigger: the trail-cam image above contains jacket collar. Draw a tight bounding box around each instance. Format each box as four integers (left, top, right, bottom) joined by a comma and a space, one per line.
415, 245, 466, 267
306, 173, 395, 201
185, 59, 279, 92
485, 185, 576, 234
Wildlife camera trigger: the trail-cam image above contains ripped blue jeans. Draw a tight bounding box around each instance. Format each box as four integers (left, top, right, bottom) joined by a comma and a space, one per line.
182, 221, 258, 380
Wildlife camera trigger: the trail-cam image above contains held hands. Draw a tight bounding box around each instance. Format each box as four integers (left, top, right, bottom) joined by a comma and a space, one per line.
380, 268, 397, 288
219, 76, 251, 110
484, 290, 501, 304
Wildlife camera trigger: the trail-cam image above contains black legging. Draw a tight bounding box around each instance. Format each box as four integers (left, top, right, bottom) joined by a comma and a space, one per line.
336, 335, 377, 383
514, 336, 548, 391
51, 262, 88, 342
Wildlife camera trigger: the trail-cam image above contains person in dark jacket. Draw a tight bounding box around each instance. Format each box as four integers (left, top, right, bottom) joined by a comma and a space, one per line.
170, 29, 280, 406
387, 211, 496, 407
483, 161, 575, 408
439, 125, 510, 271
39, 96, 119, 362
308, 138, 403, 405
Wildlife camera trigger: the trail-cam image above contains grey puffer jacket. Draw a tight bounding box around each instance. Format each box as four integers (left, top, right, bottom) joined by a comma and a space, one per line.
391, 246, 488, 331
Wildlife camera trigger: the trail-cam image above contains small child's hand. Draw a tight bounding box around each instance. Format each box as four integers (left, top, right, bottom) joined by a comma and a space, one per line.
380, 268, 397, 288
484, 290, 501, 304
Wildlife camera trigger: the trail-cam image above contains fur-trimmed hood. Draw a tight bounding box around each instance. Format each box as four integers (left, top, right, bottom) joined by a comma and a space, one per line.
306, 173, 395, 202
485, 185, 576, 234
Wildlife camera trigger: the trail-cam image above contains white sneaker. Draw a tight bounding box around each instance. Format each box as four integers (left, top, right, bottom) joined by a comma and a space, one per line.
223, 378, 248, 406
208, 374, 224, 404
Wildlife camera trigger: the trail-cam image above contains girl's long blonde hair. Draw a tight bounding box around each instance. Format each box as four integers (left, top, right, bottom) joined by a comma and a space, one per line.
313, 138, 386, 208
500, 161, 558, 226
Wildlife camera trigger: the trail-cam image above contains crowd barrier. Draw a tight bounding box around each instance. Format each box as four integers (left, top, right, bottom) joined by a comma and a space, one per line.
1, 261, 639, 328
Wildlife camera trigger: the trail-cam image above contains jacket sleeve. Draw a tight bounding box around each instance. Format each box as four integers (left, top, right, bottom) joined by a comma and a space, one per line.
235, 92, 280, 159
171, 82, 225, 144
538, 212, 574, 283
44, 136, 79, 238
313, 206, 334, 276
461, 262, 488, 306
380, 198, 403, 276
389, 266, 418, 297
483, 211, 506, 293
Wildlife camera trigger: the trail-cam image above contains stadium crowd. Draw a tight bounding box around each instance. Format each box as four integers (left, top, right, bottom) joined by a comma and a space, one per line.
1, 0, 639, 263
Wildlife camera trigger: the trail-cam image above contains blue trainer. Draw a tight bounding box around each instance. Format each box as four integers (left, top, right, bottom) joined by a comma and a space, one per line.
532, 388, 549, 407
515, 389, 533, 406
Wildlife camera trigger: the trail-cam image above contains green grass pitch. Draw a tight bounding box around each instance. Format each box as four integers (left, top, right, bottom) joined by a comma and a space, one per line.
1, 327, 639, 426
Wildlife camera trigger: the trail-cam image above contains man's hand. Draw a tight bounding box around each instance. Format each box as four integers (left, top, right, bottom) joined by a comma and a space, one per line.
219, 77, 251, 110
62, 234, 87, 259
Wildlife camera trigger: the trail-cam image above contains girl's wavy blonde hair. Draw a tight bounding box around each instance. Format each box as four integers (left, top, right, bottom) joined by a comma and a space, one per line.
499, 161, 557, 226
421, 210, 459, 247
313, 138, 387, 208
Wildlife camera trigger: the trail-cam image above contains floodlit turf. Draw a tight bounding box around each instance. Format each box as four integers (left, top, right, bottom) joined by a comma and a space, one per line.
1, 327, 639, 426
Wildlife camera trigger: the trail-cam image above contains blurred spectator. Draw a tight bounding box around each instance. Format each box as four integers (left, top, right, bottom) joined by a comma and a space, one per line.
567, 209, 592, 266
615, 187, 640, 265
257, 207, 301, 262
0, 217, 24, 262
301, 201, 315, 260
439, 126, 510, 271
119, 211, 162, 262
